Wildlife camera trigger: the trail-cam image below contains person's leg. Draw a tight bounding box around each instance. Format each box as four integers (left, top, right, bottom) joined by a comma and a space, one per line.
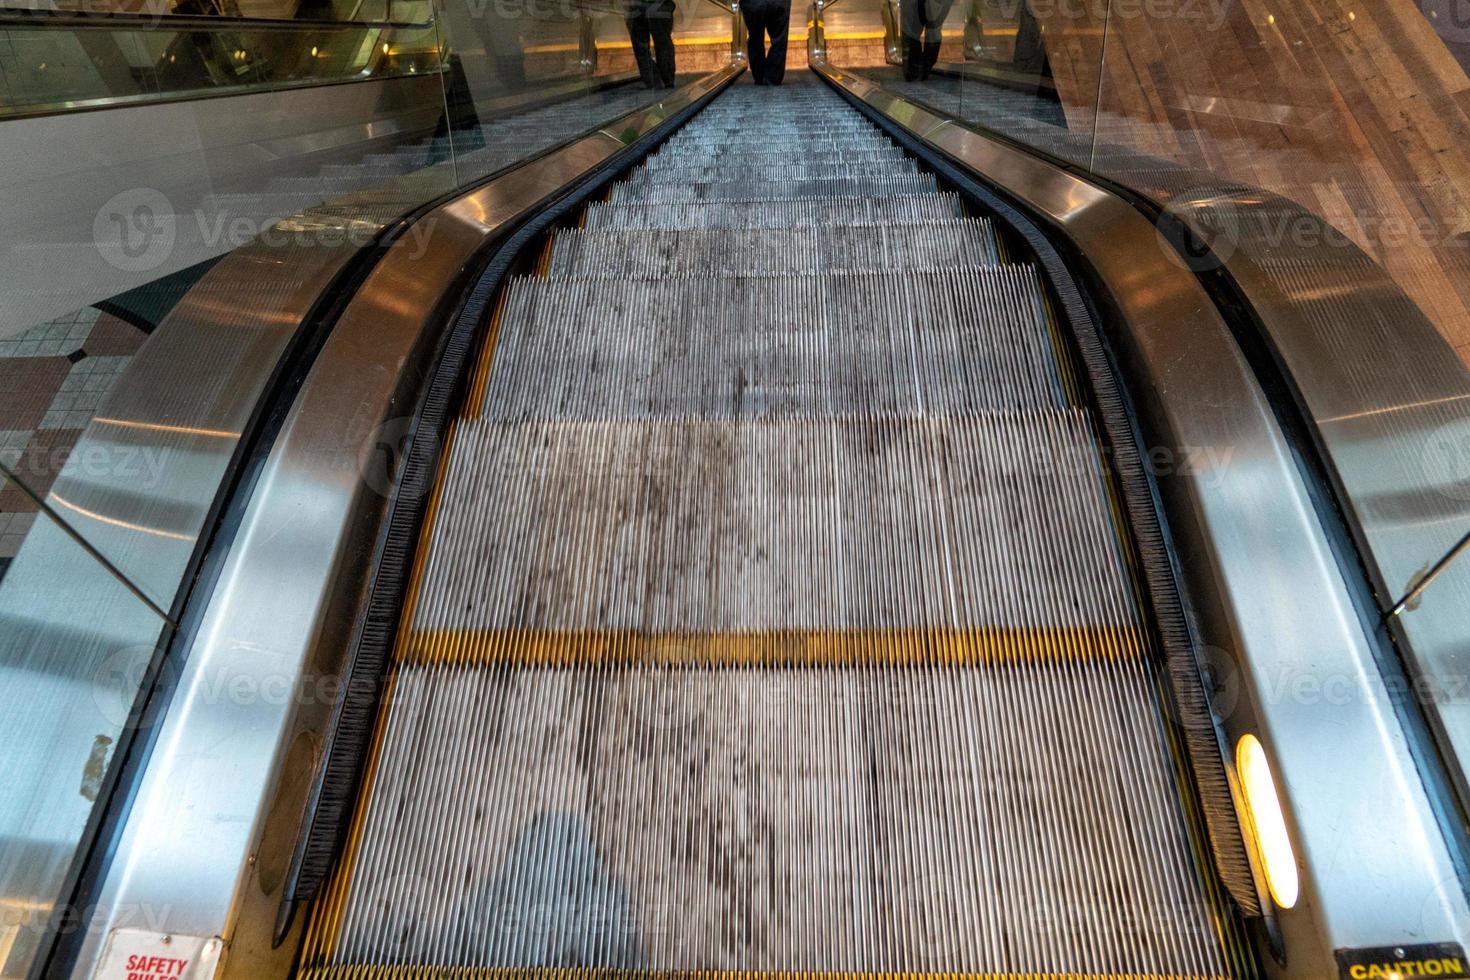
741, 0, 767, 83
920, 0, 951, 76
921, 29, 941, 77
898, 0, 923, 81
764, 1, 790, 85
626, 6, 658, 87
652, 0, 677, 88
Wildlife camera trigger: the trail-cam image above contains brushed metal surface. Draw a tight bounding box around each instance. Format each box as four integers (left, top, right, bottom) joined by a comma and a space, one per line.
0, 498, 169, 980
1136, 185, 1470, 603
63, 64, 741, 980
1158, 187, 1470, 805
809, 57, 1470, 977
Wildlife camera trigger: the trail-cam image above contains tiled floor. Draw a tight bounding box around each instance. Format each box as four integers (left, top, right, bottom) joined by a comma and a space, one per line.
0, 308, 148, 575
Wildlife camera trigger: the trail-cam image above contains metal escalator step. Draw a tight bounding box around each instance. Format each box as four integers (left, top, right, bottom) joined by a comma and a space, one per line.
311, 652, 1227, 977
644, 145, 907, 166
662, 133, 894, 148
545, 221, 1000, 277
406, 412, 1134, 635
661, 121, 882, 134
626, 160, 918, 182
483, 269, 1064, 420
582, 194, 965, 229
609, 176, 940, 202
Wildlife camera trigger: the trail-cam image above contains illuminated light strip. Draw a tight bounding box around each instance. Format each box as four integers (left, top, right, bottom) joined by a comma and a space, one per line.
1236, 733, 1301, 909
402, 625, 1143, 666
92, 417, 240, 440
525, 37, 737, 53
50, 494, 194, 542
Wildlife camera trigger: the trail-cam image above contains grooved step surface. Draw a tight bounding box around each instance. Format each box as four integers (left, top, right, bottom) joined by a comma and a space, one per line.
641, 147, 910, 168
483, 269, 1063, 419
302, 77, 1240, 980
415, 414, 1134, 634
582, 195, 965, 230
546, 222, 1000, 277
623, 162, 922, 183
318, 662, 1225, 975
609, 176, 941, 203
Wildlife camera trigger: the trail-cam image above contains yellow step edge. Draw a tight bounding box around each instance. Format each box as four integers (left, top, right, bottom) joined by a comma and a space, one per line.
399, 625, 1143, 667
298, 968, 1230, 980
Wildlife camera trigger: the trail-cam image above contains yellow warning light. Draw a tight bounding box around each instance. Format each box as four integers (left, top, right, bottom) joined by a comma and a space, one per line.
1237, 734, 1299, 909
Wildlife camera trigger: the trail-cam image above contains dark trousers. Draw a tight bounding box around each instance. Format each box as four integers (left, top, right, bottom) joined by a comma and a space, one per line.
741, 0, 790, 86
627, 0, 676, 88
899, 0, 951, 80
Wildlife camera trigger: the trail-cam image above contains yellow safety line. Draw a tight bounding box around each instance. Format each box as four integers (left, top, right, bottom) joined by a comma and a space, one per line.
298, 669, 400, 962
399, 625, 1143, 667
464, 287, 512, 421
298, 968, 1232, 979
528, 36, 735, 53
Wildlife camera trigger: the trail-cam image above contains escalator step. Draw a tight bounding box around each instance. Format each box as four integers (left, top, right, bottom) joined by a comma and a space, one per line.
582, 194, 965, 230
624, 161, 920, 184
609, 176, 941, 202
484, 269, 1064, 419
545, 221, 1000, 277
409, 411, 1135, 635
314, 655, 1225, 976
643, 146, 909, 168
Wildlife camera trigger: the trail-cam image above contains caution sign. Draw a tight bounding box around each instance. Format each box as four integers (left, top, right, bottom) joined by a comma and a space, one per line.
91, 930, 223, 980
1336, 943, 1470, 979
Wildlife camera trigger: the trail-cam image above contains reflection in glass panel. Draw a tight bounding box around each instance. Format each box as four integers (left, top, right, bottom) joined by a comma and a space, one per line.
824, 0, 1093, 159
437, 0, 737, 181
0, 486, 169, 979
0, 20, 443, 114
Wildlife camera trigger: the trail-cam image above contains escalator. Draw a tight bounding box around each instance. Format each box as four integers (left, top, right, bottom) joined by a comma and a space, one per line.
295, 76, 1255, 979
